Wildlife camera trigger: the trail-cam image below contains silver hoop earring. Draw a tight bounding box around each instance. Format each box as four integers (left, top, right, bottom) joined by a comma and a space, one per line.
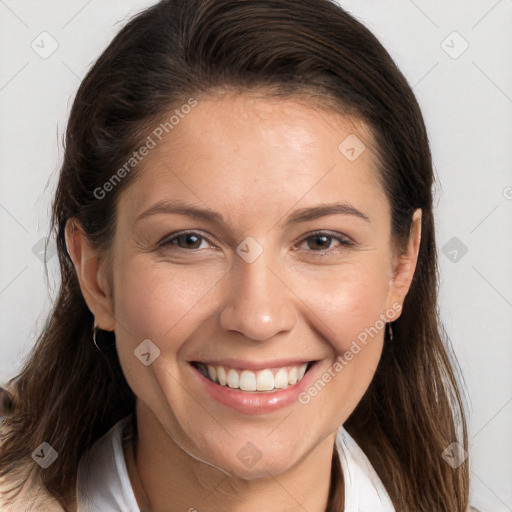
92, 322, 101, 352
387, 322, 394, 341
92, 321, 117, 354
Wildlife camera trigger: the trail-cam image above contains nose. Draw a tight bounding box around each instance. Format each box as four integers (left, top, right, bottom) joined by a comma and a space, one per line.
219, 256, 298, 342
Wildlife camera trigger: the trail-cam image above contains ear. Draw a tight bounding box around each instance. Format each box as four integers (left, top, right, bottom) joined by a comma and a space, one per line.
65, 219, 115, 331
385, 209, 422, 319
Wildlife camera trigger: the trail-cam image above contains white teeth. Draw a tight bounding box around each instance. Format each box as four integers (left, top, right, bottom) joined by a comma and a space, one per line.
227, 369, 239, 389
201, 362, 310, 392
217, 366, 227, 386
256, 369, 274, 391
239, 370, 257, 391
274, 368, 289, 389
288, 367, 298, 385
207, 366, 217, 382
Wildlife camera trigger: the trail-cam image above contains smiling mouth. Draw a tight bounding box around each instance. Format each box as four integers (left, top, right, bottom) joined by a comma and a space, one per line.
190, 361, 316, 393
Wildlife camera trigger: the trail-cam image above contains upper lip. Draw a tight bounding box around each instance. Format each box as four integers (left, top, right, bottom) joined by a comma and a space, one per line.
190, 358, 317, 371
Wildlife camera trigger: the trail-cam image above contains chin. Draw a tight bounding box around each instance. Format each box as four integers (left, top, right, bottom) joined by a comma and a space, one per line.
201, 441, 301, 480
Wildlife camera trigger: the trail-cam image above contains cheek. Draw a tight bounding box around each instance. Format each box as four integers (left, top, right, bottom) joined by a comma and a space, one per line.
110, 257, 224, 408
112, 256, 224, 341
295, 264, 389, 422
110, 256, 224, 392
294, 258, 391, 353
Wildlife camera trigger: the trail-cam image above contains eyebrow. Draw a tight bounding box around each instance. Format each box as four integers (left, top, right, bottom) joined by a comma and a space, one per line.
135, 200, 223, 224
286, 203, 370, 225
135, 199, 371, 226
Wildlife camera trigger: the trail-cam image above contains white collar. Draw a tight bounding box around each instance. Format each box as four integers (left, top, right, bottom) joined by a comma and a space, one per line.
76, 414, 395, 511
335, 427, 395, 511
76, 415, 139, 511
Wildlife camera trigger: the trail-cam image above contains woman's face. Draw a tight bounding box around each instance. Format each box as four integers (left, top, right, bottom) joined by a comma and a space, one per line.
85, 92, 419, 478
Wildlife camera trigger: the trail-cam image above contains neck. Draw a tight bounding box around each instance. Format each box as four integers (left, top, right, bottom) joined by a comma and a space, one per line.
124, 402, 339, 512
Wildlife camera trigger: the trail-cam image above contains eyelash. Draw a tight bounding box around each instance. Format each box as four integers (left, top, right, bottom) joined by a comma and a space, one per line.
296, 230, 354, 254
159, 230, 354, 255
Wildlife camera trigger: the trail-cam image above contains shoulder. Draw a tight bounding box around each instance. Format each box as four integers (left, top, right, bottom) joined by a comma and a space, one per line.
0, 469, 67, 512
0, 428, 70, 512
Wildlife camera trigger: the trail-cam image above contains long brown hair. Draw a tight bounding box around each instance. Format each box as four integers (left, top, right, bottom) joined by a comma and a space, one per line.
0, 0, 469, 510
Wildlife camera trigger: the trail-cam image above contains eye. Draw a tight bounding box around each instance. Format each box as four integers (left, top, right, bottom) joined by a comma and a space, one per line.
160, 231, 215, 251
296, 231, 353, 254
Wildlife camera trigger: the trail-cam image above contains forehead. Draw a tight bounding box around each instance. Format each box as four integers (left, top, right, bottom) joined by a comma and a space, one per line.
120, 92, 386, 229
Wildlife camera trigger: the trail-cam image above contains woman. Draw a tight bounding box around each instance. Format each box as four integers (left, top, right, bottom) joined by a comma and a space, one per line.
0, 0, 471, 510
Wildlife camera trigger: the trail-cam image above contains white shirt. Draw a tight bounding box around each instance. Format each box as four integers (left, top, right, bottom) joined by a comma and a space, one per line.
76, 414, 395, 512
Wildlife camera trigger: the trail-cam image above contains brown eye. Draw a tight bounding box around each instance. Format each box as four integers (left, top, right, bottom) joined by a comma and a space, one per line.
297, 231, 354, 254
175, 233, 203, 249
306, 233, 334, 251
161, 231, 211, 250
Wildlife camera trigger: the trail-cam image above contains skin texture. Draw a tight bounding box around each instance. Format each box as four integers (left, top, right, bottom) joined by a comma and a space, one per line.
66, 92, 421, 512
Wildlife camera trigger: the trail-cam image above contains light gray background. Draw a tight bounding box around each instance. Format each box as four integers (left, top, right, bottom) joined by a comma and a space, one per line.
0, 1, 511, 510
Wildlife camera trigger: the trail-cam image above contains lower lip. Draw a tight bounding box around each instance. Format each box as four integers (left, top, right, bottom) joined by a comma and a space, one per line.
188, 361, 321, 415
